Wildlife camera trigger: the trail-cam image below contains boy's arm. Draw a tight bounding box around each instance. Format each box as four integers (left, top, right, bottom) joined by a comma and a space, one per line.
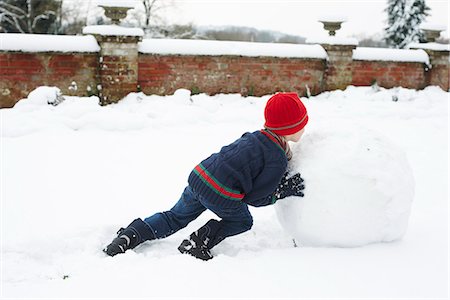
243, 172, 305, 207
244, 193, 277, 207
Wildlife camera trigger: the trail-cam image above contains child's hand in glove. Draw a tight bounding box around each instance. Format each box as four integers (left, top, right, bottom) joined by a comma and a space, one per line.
274, 173, 305, 200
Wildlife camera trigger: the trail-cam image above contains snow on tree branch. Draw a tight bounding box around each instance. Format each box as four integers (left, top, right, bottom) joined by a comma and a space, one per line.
0, 0, 59, 34
384, 0, 430, 48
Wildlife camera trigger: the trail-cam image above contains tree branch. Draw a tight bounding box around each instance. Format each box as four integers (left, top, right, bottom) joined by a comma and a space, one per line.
0, 2, 27, 16
31, 10, 56, 30
0, 12, 26, 33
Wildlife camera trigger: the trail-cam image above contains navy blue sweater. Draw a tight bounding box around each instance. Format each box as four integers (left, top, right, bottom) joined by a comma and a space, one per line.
188, 130, 288, 208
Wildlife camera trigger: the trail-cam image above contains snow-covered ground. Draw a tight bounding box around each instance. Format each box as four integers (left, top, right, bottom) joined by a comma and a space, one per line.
1, 86, 448, 299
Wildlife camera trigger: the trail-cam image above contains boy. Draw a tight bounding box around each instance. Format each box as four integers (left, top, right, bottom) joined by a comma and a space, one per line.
104, 92, 308, 260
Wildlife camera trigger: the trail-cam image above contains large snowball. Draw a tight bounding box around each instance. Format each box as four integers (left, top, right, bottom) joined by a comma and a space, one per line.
275, 123, 415, 247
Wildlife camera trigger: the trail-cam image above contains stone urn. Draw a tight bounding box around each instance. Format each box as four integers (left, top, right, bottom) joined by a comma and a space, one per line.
99, 5, 133, 24
319, 20, 345, 36
422, 28, 443, 43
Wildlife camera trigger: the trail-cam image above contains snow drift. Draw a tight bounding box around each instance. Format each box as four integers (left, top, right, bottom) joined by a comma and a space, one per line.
2, 85, 448, 299
276, 122, 415, 247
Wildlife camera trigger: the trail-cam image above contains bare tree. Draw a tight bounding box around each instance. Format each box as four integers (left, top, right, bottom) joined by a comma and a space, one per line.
0, 0, 60, 34
142, 0, 157, 29
58, 0, 91, 34
141, 0, 172, 33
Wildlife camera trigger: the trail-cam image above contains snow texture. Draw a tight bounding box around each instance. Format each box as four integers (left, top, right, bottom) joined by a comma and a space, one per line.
317, 14, 348, 23
1, 86, 448, 298
306, 36, 359, 46
408, 42, 450, 51
138, 38, 328, 59
276, 123, 415, 247
24, 86, 66, 106
0, 33, 100, 52
420, 23, 447, 31
353, 47, 429, 64
82, 25, 144, 36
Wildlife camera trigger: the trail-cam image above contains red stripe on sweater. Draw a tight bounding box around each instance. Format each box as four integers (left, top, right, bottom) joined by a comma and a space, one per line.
194, 165, 245, 200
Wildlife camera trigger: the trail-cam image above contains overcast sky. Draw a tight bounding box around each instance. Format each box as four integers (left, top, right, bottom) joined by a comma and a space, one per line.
165, 0, 449, 39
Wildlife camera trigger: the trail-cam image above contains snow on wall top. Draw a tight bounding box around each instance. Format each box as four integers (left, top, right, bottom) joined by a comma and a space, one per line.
353, 47, 430, 64
139, 38, 328, 59
83, 25, 144, 37
408, 42, 450, 52
0, 34, 100, 53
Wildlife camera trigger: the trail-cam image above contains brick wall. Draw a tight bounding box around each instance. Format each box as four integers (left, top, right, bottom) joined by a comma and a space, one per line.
1, 35, 449, 108
0, 52, 98, 107
426, 50, 450, 91
138, 55, 325, 97
352, 60, 427, 89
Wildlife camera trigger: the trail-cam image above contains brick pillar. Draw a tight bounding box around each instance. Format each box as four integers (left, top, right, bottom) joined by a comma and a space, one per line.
85, 26, 143, 105
426, 49, 450, 91
321, 43, 358, 91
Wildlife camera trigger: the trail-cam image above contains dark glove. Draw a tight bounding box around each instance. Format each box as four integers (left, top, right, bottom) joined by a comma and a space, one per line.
274, 172, 305, 200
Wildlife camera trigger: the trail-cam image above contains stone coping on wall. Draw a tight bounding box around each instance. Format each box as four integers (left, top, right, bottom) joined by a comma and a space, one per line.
1, 34, 327, 60
0, 33, 100, 53
138, 38, 328, 59
353, 47, 430, 65
1, 33, 444, 68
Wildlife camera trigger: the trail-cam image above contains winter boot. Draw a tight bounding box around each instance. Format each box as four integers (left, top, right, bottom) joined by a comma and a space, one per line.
103, 218, 154, 257
178, 219, 221, 261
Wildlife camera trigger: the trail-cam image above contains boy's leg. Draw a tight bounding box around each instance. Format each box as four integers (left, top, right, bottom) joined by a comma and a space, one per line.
178, 202, 253, 260
144, 186, 207, 239
202, 203, 253, 248
104, 186, 205, 257
104, 218, 154, 256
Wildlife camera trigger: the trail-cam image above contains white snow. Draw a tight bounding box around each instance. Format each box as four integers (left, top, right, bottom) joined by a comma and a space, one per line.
276, 124, 414, 247
408, 42, 450, 52
353, 47, 430, 64
82, 25, 144, 37
306, 36, 359, 46
0, 33, 100, 53
317, 15, 348, 23
1, 86, 448, 298
420, 23, 447, 31
23, 86, 66, 107
139, 38, 328, 59
95, 0, 138, 8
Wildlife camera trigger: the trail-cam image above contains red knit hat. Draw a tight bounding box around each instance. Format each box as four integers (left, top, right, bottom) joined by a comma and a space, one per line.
264, 92, 308, 136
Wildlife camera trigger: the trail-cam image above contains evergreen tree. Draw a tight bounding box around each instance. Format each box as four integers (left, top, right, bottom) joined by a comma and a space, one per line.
406, 0, 430, 43
385, 0, 406, 48
384, 0, 430, 48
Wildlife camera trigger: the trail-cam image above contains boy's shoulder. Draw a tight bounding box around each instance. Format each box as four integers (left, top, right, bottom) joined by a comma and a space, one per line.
236, 131, 287, 160
240, 130, 267, 140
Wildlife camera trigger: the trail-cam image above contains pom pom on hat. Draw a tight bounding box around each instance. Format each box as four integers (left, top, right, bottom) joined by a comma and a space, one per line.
264, 92, 308, 136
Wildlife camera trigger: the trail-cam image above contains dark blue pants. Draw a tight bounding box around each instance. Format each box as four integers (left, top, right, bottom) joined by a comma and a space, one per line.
144, 186, 253, 249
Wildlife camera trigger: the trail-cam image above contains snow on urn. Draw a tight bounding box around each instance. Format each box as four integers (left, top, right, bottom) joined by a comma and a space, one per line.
420, 24, 445, 43
275, 123, 415, 247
